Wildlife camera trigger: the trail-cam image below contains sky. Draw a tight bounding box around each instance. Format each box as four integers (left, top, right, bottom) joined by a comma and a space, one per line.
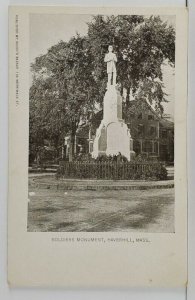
30, 14, 175, 118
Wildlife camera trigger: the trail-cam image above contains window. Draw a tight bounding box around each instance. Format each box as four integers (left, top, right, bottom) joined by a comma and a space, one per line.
134, 140, 141, 154
148, 114, 154, 120
143, 141, 153, 153
162, 130, 167, 138
154, 142, 158, 153
138, 124, 144, 136
149, 126, 157, 137
137, 113, 142, 120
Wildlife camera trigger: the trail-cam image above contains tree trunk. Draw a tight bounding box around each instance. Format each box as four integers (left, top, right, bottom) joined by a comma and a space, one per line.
68, 129, 76, 162
120, 84, 123, 96
126, 87, 130, 105
123, 87, 130, 123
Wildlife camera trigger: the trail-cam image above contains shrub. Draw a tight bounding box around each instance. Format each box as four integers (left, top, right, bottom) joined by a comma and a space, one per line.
56, 160, 167, 181
75, 152, 128, 163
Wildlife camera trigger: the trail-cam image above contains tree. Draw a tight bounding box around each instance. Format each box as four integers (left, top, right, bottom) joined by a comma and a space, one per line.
87, 15, 175, 114
29, 74, 68, 162
30, 35, 99, 161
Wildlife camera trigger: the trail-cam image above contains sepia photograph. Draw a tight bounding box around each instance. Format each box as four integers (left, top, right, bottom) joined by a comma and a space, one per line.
8, 5, 188, 288
27, 13, 175, 233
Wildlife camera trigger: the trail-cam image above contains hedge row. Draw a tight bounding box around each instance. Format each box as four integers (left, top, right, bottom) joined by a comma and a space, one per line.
57, 161, 167, 180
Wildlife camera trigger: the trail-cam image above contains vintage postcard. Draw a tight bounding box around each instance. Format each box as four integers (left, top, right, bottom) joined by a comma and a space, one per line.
8, 6, 188, 287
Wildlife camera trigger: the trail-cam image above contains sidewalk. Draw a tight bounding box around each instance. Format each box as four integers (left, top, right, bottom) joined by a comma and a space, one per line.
29, 174, 174, 191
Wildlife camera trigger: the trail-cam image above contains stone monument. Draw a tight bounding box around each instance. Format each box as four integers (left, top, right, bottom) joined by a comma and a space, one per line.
92, 45, 134, 161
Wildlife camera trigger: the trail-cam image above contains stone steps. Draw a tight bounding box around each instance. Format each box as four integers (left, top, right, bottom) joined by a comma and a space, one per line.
166, 167, 174, 179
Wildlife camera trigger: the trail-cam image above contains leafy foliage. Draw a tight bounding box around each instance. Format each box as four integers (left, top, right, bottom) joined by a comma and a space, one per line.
30, 35, 100, 161
87, 15, 175, 112
30, 15, 175, 162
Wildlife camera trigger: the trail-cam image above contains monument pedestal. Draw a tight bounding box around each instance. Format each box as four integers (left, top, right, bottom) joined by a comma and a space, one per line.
92, 86, 134, 161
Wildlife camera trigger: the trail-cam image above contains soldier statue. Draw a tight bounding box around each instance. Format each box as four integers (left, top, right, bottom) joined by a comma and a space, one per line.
104, 45, 117, 87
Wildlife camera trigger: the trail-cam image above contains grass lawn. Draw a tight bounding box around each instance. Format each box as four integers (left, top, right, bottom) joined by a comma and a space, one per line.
28, 186, 174, 232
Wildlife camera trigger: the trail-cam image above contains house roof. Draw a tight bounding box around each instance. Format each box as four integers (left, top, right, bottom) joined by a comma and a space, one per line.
127, 99, 160, 119
159, 118, 174, 129
76, 98, 174, 138
128, 98, 174, 128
